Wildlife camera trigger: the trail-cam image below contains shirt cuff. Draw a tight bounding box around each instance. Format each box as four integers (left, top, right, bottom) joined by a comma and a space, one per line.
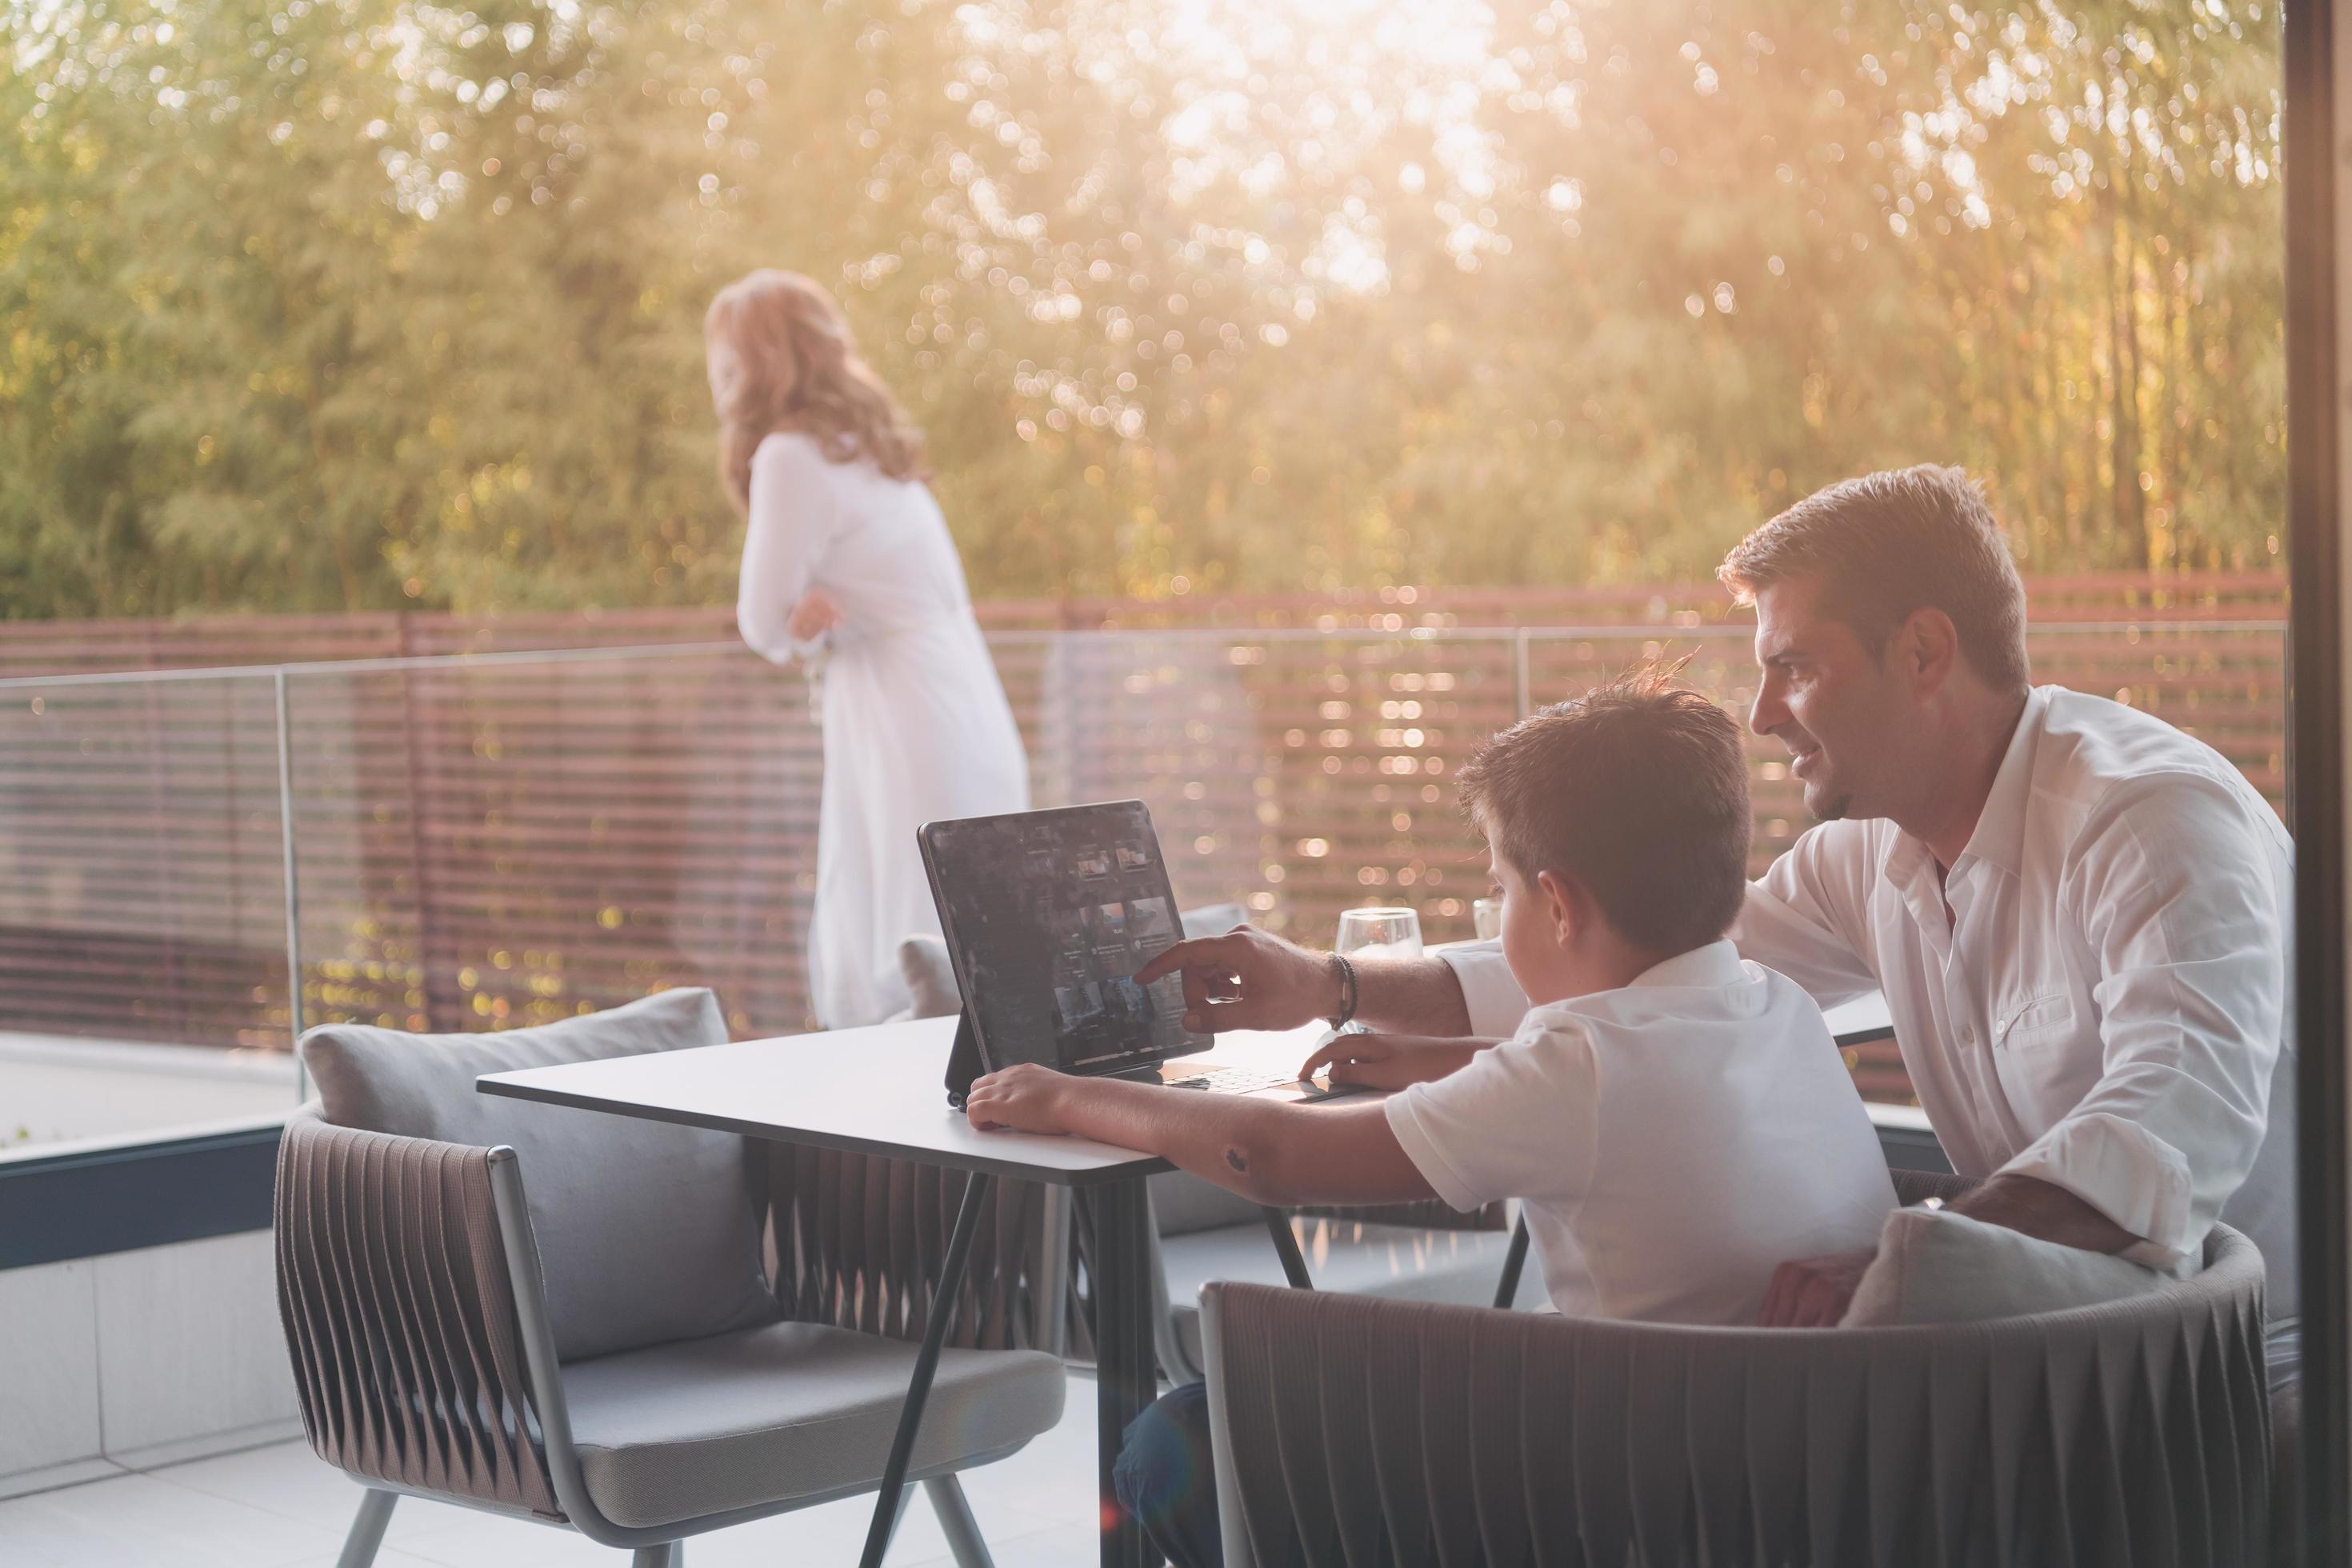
1437, 940, 1530, 1039
1998, 1110, 2197, 1272
1382, 1090, 1485, 1214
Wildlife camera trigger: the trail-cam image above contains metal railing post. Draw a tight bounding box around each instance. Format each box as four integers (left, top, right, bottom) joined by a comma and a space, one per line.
275, 667, 308, 1098
1514, 627, 1533, 718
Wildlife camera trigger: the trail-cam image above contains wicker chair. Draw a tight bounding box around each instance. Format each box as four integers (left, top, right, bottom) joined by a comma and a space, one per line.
274, 990, 1067, 1566
1199, 1169, 2274, 1568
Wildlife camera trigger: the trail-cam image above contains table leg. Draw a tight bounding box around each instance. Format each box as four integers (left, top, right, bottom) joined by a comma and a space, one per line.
1493, 1214, 1532, 1310
858, 1171, 995, 1568
1258, 1206, 1314, 1290
1091, 1178, 1156, 1568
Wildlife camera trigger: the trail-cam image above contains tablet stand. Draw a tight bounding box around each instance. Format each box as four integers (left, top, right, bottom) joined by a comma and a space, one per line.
942, 1007, 982, 1108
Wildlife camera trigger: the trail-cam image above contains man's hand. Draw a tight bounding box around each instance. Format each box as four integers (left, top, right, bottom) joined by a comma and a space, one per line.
1134, 927, 1339, 1033
1298, 1031, 1486, 1090
1758, 1247, 1877, 1327
787, 588, 841, 642
963, 1063, 1070, 1134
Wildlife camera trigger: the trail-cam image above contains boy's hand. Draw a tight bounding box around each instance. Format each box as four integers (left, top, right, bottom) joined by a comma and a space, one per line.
1298, 1032, 1482, 1090
1757, 1247, 1877, 1326
964, 1063, 1071, 1134
1133, 926, 1339, 1032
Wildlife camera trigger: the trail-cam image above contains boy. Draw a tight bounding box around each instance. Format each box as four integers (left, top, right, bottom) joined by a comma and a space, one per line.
963, 670, 1898, 1566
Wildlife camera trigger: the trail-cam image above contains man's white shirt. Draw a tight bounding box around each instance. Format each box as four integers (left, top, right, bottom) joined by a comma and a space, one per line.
1388, 941, 1898, 1326
1443, 685, 2298, 1326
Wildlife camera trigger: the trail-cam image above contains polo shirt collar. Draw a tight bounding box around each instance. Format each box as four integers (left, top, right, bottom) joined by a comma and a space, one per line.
1626, 939, 1749, 991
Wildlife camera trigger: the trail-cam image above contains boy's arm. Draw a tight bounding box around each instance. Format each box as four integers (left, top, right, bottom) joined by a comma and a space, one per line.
963, 1064, 1438, 1209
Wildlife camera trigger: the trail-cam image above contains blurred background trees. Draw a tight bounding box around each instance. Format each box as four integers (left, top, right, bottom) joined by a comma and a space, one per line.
0, 0, 2285, 618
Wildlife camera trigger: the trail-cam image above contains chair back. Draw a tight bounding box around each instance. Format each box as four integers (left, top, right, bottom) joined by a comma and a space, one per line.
1202, 1222, 2270, 1568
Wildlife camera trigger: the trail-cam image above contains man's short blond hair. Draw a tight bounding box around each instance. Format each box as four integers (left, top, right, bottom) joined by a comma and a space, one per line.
1718, 465, 2030, 694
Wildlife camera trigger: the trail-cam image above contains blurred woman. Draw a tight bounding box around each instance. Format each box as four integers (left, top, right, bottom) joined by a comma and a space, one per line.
707, 270, 1029, 1028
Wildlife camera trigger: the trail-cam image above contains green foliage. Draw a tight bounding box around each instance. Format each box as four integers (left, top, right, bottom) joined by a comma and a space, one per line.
0, 0, 2286, 617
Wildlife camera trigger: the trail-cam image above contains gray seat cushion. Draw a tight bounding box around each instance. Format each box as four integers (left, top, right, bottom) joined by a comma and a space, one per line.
1163, 1215, 1537, 1374
298, 988, 775, 1362
564, 1321, 1068, 1528
1841, 1203, 2167, 1327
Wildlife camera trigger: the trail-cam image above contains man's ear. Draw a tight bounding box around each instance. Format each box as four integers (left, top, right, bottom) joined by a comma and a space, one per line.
1894, 606, 1960, 695
1534, 869, 1585, 949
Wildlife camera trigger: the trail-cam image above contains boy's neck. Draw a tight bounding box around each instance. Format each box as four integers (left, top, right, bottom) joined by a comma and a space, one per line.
1518, 934, 1682, 1010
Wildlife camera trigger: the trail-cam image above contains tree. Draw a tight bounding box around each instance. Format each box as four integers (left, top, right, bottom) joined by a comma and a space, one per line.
0, 0, 2286, 617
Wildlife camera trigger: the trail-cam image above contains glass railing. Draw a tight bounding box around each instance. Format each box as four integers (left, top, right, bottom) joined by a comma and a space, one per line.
0, 618, 2289, 1151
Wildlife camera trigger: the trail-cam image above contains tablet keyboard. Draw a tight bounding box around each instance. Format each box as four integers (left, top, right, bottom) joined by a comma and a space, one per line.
1163, 1066, 1348, 1099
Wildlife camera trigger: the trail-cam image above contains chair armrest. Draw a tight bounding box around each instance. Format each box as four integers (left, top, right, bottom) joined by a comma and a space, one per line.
274, 1108, 562, 1518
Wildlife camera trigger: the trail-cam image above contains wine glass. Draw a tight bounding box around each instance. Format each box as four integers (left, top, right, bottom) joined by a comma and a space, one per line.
1336, 906, 1423, 962
1329, 906, 1421, 1036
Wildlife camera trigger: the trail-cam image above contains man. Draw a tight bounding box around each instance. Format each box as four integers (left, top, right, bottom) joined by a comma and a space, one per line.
1144, 465, 2299, 1382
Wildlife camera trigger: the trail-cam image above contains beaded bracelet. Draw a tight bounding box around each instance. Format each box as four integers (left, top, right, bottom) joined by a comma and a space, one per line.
1326, 952, 1360, 1029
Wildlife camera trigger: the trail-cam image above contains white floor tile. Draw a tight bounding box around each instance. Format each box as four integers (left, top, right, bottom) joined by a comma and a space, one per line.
3, 1371, 1119, 1567
134, 1440, 362, 1530
0, 1470, 343, 1566
966, 1518, 1111, 1568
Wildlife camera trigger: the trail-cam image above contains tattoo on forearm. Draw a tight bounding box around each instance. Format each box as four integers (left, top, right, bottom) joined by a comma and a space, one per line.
1224, 1147, 1249, 1173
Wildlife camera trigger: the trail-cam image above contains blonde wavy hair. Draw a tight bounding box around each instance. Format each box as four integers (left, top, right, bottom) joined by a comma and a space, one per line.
704, 270, 927, 511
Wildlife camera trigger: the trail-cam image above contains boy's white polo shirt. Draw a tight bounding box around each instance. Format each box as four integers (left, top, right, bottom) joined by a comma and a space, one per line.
1385, 939, 1898, 1326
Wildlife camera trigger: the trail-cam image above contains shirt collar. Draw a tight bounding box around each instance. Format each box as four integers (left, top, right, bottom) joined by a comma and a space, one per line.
1948, 686, 2047, 878
1626, 939, 1750, 991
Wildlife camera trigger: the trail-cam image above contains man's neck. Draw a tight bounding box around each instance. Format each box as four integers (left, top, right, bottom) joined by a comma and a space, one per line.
1898, 689, 2032, 869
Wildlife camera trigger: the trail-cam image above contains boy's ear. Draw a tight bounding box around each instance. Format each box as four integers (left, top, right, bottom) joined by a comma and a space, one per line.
1534, 869, 1584, 949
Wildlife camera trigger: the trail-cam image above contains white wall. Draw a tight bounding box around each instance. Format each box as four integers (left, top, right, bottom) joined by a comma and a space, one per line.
0, 1230, 298, 1498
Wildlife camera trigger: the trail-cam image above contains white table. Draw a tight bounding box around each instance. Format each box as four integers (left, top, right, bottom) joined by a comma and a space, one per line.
479, 1014, 1333, 1568
1823, 991, 1895, 1046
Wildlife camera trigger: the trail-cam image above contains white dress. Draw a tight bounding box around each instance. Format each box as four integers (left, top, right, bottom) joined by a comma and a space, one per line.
735, 431, 1030, 1028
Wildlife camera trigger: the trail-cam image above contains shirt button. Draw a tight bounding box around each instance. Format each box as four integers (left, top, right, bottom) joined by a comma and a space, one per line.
1961, 1026, 1977, 1045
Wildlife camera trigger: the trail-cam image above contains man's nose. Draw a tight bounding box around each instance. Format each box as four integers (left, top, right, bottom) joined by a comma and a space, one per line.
1749, 682, 1785, 737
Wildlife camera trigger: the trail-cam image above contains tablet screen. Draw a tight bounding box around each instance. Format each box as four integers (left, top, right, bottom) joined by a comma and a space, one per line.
920, 801, 1209, 1074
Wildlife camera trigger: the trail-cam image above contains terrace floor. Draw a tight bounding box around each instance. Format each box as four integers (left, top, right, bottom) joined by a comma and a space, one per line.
0, 1370, 1106, 1568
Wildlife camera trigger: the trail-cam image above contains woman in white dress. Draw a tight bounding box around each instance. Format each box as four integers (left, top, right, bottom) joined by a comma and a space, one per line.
706, 270, 1030, 1028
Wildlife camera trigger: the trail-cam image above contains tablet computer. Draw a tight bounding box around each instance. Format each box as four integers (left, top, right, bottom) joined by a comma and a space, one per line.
919, 800, 1210, 1079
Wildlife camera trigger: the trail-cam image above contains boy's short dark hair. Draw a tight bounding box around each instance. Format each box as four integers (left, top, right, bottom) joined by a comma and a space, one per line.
1456, 668, 1750, 955
1717, 464, 2030, 694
